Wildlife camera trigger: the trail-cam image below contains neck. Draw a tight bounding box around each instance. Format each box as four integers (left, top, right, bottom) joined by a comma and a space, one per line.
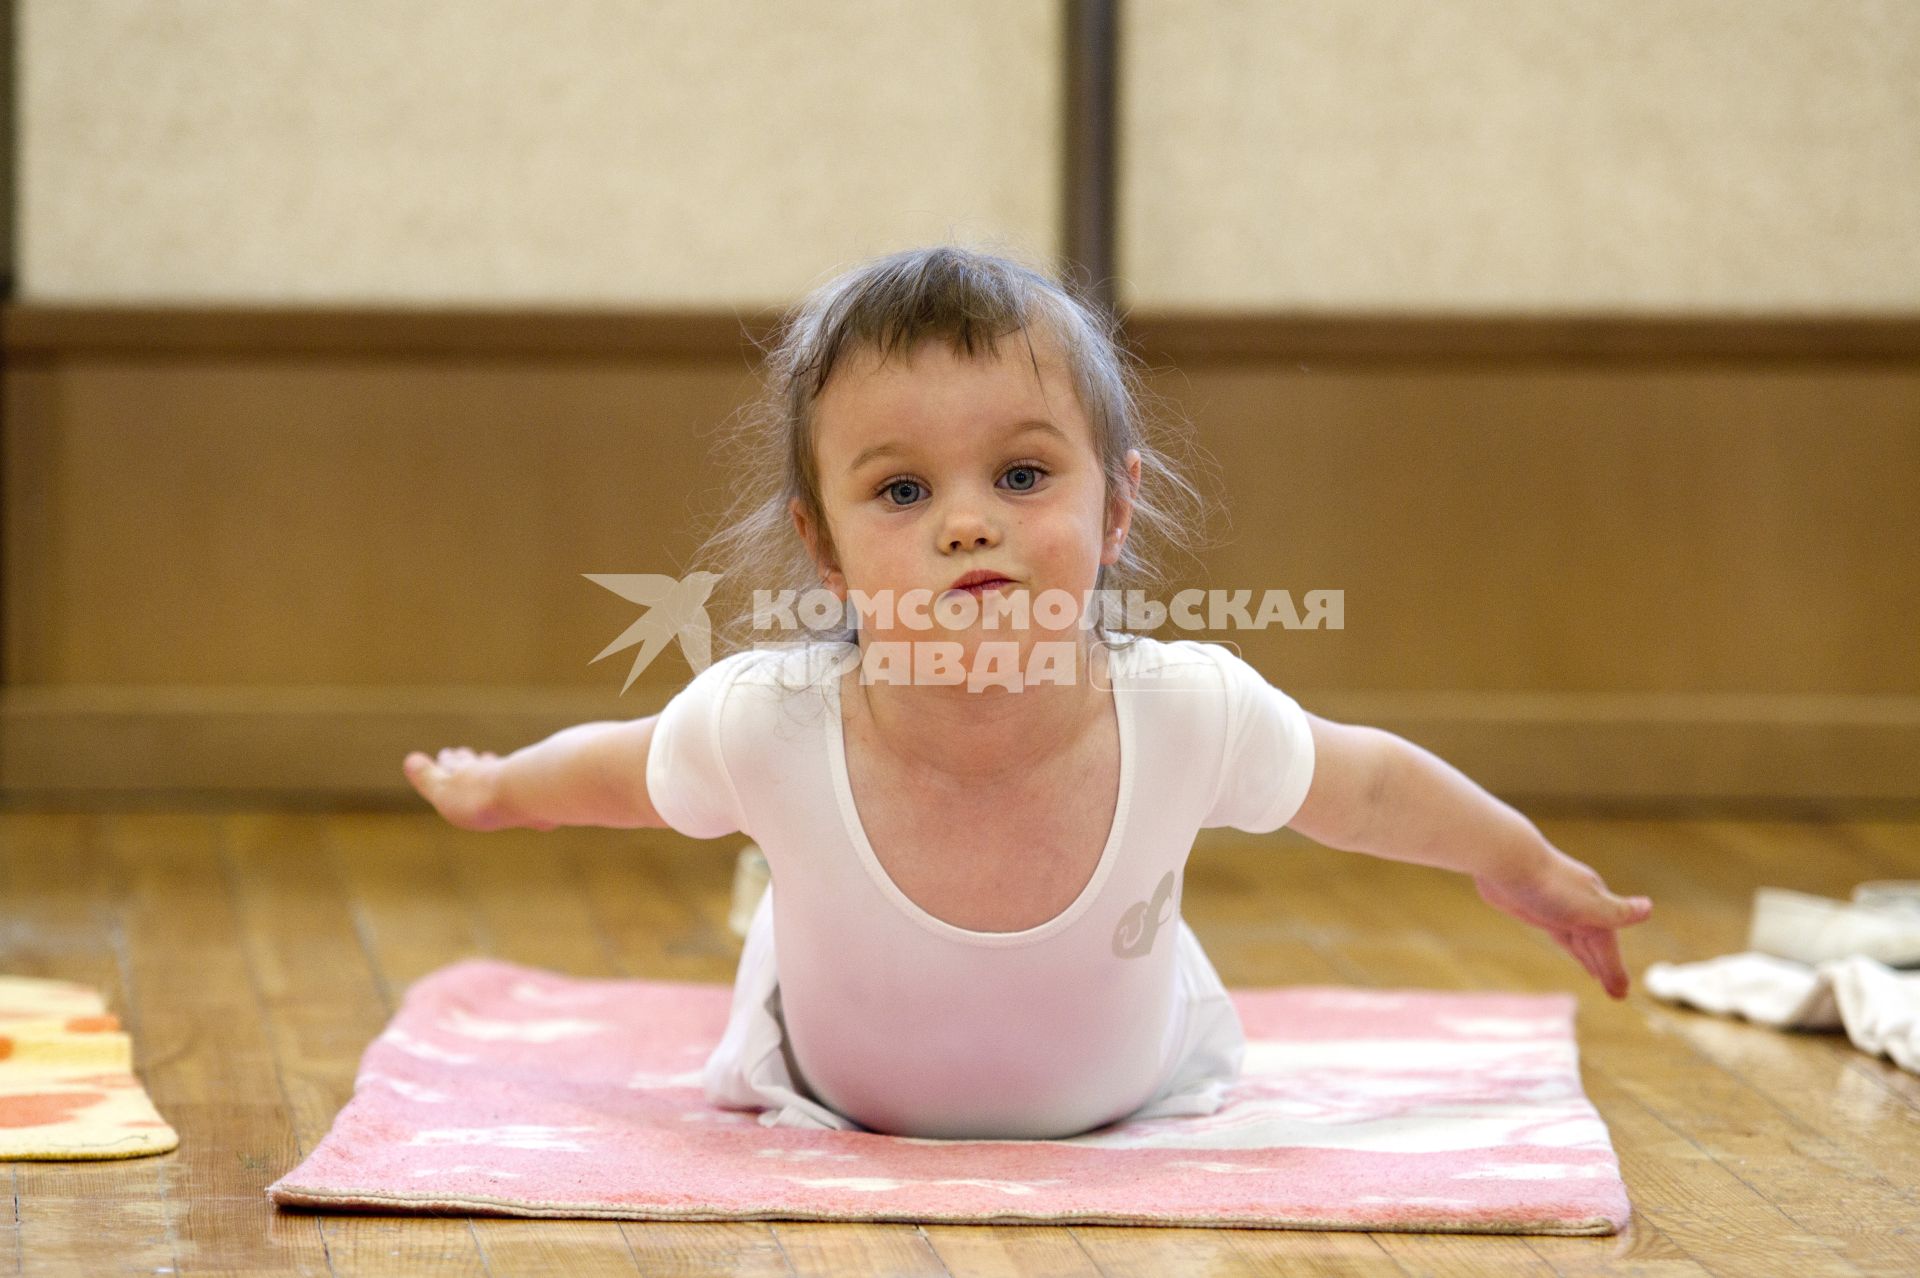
845, 636, 1111, 787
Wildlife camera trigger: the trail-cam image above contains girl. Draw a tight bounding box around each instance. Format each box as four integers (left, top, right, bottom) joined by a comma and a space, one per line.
403, 246, 1653, 1141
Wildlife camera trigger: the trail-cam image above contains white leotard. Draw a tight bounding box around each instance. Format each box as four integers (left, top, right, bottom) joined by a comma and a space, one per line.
645, 635, 1315, 1140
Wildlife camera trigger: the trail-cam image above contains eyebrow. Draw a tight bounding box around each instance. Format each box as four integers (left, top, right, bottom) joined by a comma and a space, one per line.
847, 419, 1070, 474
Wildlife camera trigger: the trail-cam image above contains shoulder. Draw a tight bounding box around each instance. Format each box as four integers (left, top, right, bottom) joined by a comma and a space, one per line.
716, 640, 856, 694
681, 640, 846, 686
651, 642, 848, 778
675, 641, 854, 729
1112, 637, 1308, 738
666, 646, 768, 706
1110, 635, 1253, 690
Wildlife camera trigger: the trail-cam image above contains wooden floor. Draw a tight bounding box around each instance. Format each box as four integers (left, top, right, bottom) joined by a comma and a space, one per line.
1, 809, 1917, 1276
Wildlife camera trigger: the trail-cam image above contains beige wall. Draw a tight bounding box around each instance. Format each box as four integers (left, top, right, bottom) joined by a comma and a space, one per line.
1122, 0, 1920, 312
21, 2, 1919, 312
17, 0, 1061, 306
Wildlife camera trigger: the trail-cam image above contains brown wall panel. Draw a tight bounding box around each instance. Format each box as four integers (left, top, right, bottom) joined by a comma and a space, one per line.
3, 306, 1916, 807
1162, 364, 1920, 697
7, 358, 759, 686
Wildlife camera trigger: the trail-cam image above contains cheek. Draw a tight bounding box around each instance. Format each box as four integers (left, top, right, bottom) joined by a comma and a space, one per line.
839, 524, 910, 579
1025, 508, 1106, 572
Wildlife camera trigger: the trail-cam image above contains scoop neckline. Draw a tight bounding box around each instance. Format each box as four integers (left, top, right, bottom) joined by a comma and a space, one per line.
821, 641, 1135, 949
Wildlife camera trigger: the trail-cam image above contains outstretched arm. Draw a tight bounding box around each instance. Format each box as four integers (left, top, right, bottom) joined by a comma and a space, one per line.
403, 716, 665, 832
1287, 713, 1652, 999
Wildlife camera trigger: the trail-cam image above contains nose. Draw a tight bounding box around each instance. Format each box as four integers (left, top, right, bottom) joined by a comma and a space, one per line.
942, 518, 998, 553
939, 495, 1000, 553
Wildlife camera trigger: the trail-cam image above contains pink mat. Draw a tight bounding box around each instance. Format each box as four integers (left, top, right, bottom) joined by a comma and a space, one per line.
267, 959, 1629, 1233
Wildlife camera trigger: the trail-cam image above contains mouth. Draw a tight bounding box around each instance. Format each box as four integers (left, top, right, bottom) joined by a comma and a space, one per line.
945, 572, 1015, 596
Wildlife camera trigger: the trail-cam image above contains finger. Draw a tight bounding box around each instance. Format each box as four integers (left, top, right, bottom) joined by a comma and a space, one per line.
1562, 928, 1602, 993
1576, 891, 1652, 931
1559, 925, 1607, 989
1567, 928, 1601, 980
1550, 929, 1584, 972
1577, 929, 1630, 999
403, 753, 442, 792
1599, 931, 1631, 997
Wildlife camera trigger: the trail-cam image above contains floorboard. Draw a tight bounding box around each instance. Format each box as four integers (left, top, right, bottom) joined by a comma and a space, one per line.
0, 811, 1915, 1275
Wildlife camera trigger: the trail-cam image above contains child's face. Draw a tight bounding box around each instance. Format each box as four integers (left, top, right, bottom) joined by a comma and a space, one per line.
793, 328, 1138, 659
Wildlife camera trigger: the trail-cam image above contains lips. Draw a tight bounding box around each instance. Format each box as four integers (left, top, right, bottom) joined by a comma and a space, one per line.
947, 570, 1014, 593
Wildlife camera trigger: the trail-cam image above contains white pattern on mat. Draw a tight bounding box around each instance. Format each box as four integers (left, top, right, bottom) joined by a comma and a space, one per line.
1455, 1163, 1615, 1180
405, 1125, 598, 1151
1434, 1016, 1568, 1038
780, 1176, 1066, 1195
359, 1072, 452, 1104
624, 1069, 706, 1089
436, 1009, 611, 1043
509, 979, 612, 1007
377, 1028, 477, 1065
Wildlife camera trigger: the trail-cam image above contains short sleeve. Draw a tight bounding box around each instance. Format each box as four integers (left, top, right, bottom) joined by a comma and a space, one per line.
1200, 643, 1317, 834
644, 652, 755, 840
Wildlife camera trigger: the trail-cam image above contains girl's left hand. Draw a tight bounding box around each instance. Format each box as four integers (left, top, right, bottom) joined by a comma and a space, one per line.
1473, 845, 1653, 999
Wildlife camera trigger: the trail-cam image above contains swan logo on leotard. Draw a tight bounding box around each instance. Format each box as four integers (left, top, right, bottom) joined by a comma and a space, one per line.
1112, 870, 1176, 959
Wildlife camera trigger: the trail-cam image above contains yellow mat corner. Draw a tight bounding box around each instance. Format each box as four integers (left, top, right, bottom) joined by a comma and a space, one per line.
0, 974, 177, 1160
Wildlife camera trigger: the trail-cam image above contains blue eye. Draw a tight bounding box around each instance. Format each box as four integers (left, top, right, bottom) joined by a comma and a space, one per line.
879, 478, 926, 506
874, 463, 1050, 508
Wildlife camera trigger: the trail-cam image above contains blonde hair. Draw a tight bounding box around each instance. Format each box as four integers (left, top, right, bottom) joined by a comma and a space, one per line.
687, 244, 1221, 661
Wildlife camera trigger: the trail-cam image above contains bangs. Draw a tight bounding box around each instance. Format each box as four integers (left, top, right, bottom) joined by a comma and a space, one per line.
791, 246, 1063, 400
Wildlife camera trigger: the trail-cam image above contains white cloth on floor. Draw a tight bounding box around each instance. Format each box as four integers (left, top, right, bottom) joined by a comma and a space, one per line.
1644, 951, 1920, 1074
1747, 886, 1920, 967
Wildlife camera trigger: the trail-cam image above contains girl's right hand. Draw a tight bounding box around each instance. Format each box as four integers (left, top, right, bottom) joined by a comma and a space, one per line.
403, 747, 508, 832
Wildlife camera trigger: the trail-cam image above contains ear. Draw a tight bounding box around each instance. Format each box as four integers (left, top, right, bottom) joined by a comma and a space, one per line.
1101, 449, 1143, 566
789, 496, 846, 596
